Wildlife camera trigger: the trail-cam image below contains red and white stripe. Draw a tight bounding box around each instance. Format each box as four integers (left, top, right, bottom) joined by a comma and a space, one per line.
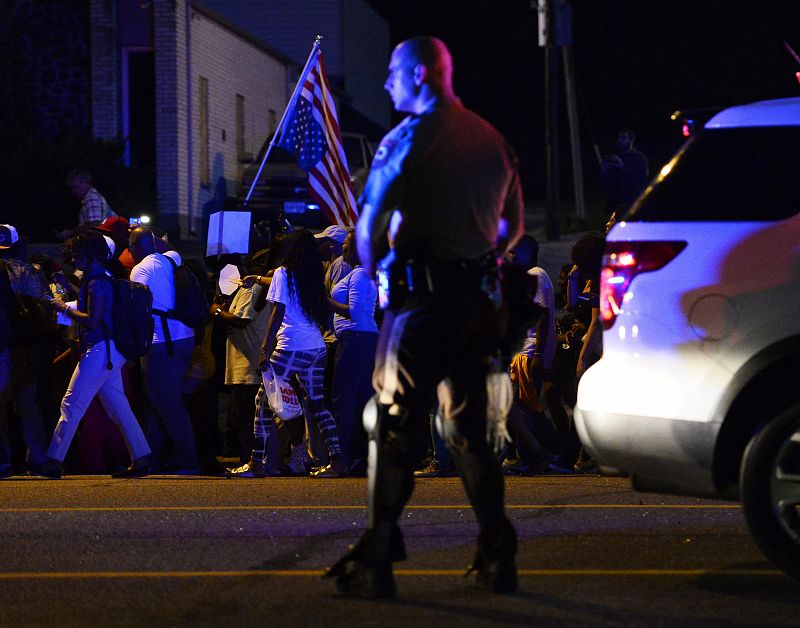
302, 53, 358, 228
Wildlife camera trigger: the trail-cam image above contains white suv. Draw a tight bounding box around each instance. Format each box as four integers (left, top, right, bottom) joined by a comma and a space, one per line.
574, 97, 800, 578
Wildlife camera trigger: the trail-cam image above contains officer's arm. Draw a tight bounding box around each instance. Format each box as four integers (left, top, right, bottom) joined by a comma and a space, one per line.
497, 168, 525, 255
356, 122, 418, 276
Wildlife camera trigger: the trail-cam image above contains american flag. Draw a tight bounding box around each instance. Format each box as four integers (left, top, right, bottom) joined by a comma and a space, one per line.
276, 50, 358, 228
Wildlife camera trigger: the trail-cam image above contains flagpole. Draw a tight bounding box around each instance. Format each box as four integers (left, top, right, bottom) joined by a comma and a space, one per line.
242, 35, 323, 208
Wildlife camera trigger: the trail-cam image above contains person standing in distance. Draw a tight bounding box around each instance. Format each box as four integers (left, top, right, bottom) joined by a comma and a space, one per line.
58, 169, 117, 240
326, 36, 525, 598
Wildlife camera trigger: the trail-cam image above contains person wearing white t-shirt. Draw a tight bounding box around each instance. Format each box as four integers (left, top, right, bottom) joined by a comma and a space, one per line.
129, 227, 199, 474
260, 229, 347, 478
327, 230, 379, 474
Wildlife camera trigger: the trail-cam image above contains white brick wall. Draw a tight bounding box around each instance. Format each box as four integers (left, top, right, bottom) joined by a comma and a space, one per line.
153, 0, 189, 236
90, 0, 119, 140
188, 7, 289, 237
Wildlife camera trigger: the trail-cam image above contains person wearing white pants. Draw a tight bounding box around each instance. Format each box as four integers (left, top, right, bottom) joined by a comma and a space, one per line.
45, 231, 150, 478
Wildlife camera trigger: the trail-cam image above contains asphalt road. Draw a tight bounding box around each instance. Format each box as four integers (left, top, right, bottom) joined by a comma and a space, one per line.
0, 474, 797, 626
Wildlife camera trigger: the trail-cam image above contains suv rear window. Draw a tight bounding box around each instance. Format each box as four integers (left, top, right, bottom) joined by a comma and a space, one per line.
627, 127, 800, 222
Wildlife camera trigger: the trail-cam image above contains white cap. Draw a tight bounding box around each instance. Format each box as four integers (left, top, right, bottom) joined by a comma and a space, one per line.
314, 224, 348, 244
0, 224, 19, 250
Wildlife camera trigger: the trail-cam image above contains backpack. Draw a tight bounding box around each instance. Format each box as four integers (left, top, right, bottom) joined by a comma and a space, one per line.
102, 277, 154, 361
153, 256, 208, 328
0, 258, 55, 343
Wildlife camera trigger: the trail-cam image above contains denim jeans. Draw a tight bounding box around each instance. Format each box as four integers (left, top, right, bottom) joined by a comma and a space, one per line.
332, 330, 378, 467
47, 341, 150, 463
141, 338, 199, 470
0, 344, 50, 465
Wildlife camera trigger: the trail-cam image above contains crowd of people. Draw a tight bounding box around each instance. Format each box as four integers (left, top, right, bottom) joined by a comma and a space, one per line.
0, 214, 377, 479
0, 213, 607, 482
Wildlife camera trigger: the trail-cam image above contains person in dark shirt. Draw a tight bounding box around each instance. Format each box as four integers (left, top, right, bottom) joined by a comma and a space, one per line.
43, 231, 151, 479
600, 128, 649, 213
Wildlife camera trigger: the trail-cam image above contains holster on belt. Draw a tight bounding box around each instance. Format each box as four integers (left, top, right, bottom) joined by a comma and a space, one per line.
376, 250, 497, 311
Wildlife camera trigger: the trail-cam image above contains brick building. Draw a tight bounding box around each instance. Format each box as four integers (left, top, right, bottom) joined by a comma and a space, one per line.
92, 0, 295, 238
201, 0, 391, 136
1, 0, 388, 240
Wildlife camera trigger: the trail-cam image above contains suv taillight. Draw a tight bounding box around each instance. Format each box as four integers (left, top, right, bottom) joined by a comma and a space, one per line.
600, 240, 687, 330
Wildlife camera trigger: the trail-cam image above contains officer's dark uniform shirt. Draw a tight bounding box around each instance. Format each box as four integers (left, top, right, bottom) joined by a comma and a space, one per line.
361, 96, 524, 262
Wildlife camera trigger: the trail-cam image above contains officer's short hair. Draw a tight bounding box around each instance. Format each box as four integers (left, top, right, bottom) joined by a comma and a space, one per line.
400, 37, 452, 85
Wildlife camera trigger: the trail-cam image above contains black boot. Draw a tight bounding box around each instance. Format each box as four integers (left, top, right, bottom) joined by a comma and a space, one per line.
465, 520, 518, 593
333, 559, 396, 599
324, 525, 404, 599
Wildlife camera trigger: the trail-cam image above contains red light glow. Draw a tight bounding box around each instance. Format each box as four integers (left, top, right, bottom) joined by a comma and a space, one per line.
600, 241, 687, 330
617, 252, 636, 266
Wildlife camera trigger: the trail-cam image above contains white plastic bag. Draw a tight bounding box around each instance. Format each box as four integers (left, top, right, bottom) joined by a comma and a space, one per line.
262, 365, 302, 420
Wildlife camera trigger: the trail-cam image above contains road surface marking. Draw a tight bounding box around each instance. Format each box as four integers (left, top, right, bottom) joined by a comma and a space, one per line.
0, 568, 783, 580
0, 504, 739, 513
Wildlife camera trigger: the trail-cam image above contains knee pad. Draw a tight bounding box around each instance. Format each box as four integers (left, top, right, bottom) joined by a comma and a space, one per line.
435, 379, 463, 445
362, 395, 379, 436
434, 406, 461, 444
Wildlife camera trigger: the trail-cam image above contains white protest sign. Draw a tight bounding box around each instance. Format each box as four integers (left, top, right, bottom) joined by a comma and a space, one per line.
218, 264, 241, 296
206, 211, 251, 257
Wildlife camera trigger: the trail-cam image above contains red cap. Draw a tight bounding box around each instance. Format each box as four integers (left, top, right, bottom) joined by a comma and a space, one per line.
95, 216, 130, 240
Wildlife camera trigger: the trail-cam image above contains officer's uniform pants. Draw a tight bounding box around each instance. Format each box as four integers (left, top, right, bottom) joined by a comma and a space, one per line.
363, 268, 516, 562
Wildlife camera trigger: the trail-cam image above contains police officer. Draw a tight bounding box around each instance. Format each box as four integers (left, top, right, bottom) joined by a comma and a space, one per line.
325, 37, 525, 598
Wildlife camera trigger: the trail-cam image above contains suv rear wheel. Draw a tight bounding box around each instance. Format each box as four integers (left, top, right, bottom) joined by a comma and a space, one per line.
740, 402, 800, 578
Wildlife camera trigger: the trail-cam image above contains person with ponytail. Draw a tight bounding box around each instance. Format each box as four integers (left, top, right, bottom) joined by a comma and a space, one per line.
259, 228, 347, 478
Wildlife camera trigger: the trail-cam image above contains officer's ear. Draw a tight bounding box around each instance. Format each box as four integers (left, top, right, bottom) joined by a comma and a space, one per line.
412, 63, 427, 86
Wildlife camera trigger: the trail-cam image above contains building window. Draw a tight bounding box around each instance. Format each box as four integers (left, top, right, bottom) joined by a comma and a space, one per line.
199, 76, 209, 187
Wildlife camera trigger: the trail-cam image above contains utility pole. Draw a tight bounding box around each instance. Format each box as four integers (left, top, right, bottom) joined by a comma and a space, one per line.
563, 43, 586, 220
539, 0, 561, 240
537, 0, 585, 236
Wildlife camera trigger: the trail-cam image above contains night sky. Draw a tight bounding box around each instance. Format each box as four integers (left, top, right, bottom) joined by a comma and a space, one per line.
366, 0, 800, 204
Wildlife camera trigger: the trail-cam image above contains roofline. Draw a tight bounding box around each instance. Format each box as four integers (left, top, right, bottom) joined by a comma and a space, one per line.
190, 2, 350, 102
191, 2, 299, 71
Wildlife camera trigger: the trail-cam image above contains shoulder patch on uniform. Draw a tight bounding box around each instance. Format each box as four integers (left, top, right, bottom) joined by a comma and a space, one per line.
371, 140, 397, 169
